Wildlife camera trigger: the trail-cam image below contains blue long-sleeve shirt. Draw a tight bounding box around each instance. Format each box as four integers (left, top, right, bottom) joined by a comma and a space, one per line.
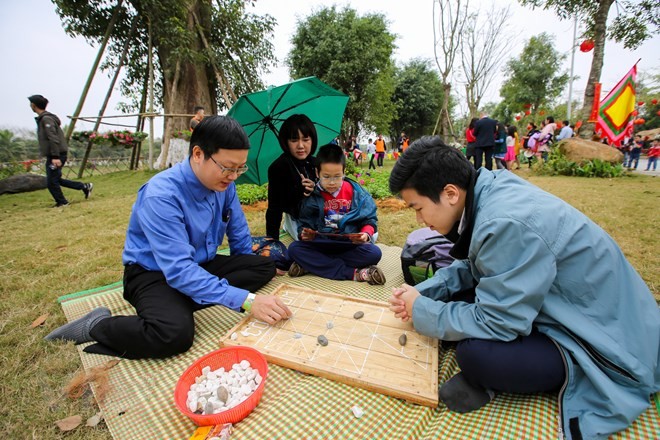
122, 159, 253, 310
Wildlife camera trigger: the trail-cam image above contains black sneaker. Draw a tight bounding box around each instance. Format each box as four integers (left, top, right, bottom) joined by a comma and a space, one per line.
356, 266, 386, 285
83, 183, 93, 199
288, 262, 307, 277
53, 202, 70, 208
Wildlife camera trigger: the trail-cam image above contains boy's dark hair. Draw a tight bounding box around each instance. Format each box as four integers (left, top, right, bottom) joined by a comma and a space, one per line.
28, 94, 49, 110
189, 115, 249, 157
563, 120, 570, 126
193, 106, 204, 113
368, 138, 373, 143
546, 116, 555, 123
278, 114, 318, 155
315, 143, 345, 171
389, 136, 472, 203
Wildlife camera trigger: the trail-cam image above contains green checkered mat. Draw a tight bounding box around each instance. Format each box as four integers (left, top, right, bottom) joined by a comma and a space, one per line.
58, 244, 660, 440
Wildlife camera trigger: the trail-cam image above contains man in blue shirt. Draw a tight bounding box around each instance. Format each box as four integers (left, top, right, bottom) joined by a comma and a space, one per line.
45, 116, 292, 358
556, 120, 574, 141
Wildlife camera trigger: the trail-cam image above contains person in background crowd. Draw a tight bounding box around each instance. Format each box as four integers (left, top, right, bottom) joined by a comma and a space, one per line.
473, 113, 497, 170
465, 118, 478, 168
645, 136, 659, 171
556, 120, 573, 141
367, 138, 377, 170
375, 134, 387, 168
190, 106, 205, 130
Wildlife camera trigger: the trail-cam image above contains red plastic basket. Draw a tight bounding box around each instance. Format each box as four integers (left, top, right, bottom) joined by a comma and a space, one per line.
174, 346, 268, 426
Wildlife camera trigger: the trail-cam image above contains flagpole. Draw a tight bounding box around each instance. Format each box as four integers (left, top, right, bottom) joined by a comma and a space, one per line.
567, 17, 577, 121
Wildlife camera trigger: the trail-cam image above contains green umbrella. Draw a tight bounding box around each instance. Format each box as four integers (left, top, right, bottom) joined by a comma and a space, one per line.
228, 76, 349, 185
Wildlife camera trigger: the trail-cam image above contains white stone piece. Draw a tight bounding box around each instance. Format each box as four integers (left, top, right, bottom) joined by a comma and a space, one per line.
239, 360, 251, 369
351, 405, 364, 418
230, 332, 238, 341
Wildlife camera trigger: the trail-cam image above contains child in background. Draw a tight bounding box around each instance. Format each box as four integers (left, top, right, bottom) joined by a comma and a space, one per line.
628, 135, 643, 170
367, 138, 376, 170
504, 125, 517, 170
493, 122, 507, 169
645, 136, 659, 171
287, 144, 385, 285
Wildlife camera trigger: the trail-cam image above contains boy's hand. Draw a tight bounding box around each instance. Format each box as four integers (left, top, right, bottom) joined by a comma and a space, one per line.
350, 232, 370, 244
300, 227, 316, 241
251, 295, 292, 325
388, 284, 420, 322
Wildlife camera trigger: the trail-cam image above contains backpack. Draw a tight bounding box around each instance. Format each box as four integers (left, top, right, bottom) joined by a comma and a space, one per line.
251, 236, 291, 270
401, 228, 454, 285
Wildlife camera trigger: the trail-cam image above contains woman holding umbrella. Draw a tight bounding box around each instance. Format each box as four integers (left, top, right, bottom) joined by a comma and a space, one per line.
266, 114, 318, 241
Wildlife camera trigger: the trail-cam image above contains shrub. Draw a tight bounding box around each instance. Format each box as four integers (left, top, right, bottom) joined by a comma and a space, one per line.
0, 163, 28, 179
348, 169, 392, 199
536, 149, 624, 178
236, 183, 268, 205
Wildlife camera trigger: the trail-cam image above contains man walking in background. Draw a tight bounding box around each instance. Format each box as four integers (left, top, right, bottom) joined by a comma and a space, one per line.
28, 95, 92, 207
473, 112, 497, 170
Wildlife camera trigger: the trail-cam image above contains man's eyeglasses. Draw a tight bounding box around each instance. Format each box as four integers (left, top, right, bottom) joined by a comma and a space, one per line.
319, 175, 344, 183
209, 156, 249, 177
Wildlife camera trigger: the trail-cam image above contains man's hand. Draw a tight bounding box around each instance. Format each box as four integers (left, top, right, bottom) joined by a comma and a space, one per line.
51, 158, 62, 168
250, 295, 293, 325
388, 284, 420, 322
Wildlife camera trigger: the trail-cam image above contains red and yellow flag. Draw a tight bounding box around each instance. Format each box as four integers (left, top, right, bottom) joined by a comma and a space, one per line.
596, 65, 637, 146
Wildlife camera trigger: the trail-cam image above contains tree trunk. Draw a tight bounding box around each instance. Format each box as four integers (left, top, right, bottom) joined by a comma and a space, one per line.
466, 83, 478, 120
159, 1, 217, 146
579, 0, 613, 139
441, 83, 451, 138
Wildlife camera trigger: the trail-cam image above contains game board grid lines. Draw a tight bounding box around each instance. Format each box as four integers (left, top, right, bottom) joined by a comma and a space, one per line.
252, 286, 436, 378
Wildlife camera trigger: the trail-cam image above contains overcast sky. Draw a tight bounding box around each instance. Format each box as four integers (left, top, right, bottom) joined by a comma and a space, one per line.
1, 0, 658, 135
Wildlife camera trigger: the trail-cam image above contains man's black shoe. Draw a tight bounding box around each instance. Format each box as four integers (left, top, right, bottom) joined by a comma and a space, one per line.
83, 183, 93, 199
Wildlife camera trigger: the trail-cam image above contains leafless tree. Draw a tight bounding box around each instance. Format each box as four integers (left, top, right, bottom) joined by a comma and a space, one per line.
460, 4, 511, 120
432, 0, 470, 139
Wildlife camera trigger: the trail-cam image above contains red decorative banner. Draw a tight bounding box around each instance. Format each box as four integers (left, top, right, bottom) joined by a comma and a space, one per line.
589, 83, 601, 122
595, 65, 637, 147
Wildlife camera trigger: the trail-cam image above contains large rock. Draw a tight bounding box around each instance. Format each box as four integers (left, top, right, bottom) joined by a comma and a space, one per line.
636, 127, 660, 139
0, 173, 47, 195
557, 138, 623, 164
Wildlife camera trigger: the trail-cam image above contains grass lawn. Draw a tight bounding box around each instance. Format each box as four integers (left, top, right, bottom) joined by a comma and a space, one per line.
0, 163, 657, 439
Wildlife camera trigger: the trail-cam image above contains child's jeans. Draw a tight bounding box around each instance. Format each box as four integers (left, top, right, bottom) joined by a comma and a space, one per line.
288, 238, 382, 280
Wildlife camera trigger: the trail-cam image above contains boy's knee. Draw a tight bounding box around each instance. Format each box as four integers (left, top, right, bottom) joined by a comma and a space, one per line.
455, 339, 490, 377
287, 242, 302, 258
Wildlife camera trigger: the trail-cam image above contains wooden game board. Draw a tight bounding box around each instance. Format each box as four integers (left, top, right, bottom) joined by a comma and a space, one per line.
220, 284, 439, 407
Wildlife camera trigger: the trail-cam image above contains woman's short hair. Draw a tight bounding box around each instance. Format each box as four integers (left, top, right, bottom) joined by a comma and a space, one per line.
277, 114, 318, 155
